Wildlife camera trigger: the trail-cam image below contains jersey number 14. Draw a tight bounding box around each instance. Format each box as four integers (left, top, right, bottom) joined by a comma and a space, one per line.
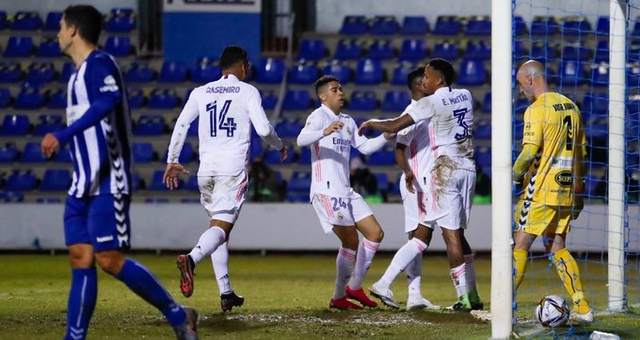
207, 100, 237, 137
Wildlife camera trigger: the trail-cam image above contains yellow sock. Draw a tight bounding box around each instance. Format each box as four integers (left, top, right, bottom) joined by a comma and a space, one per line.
552, 248, 590, 313
513, 249, 528, 289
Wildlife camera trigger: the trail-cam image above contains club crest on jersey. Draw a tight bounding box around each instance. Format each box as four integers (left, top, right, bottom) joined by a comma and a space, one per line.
346, 126, 351, 135
100, 75, 119, 92
337, 211, 344, 220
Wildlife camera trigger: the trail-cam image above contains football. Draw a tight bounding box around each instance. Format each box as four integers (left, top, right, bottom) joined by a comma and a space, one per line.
535, 295, 570, 327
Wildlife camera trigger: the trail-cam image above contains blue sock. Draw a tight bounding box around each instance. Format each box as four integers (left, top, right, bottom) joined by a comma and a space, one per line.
115, 258, 186, 327
65, 268, 97, 340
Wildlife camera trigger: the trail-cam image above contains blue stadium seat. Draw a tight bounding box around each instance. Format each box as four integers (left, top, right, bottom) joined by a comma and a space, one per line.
593, 40, 609, 63
261, 90, 277, 110
264, 148, 293, 165
3, 36, 34, 57
354, 59, 383, 85
43, 12, 62, 31
432, 41, 460, 60
513, 119, 524, 142
282, 90, 312, 111
53, 147, 72, 163
390, 63, 415, 86
474, 119, 491, 140
297, 39, 326, 61
590, 63, 609, 88
0, 88, 13, 108
183, 176, 199, 191
514, 98, 529, 115
347, 90, 377, 111
275, 118, 303, 138
105, 11, 136, 32
35, 38, 62, 58
249, 136, 263, 160
40, 169, 72, 191
1, 114, 30, 136
58, 62, 75, 83
513, 16, 527, 35
162, 142, 195, 163
187, 117, 199, 137
370, 16, 398, 35
148, 170, 170, 191
286, 171, 311, 202
125, 62, 156, 83
400, 16, 428, 35
10, 12, 42, 31
0, 143, 18, 162
557, 60, 586, 86
33, 114, 63, 136
127, 88, 145, 108
0, 62, 23, 83
333, 39, 363, 61
191, 58, 221, 83
367, 150, 395, 166
4, 170, 37, 191
158, 61, 188, 82
26, 62, 57, 84
104, 36, 132, 57
0, 11, 7, 30
514, 39, 528, 60
147, 88, 179, 109
21, 142, 47, 162
595, 16, 610, 36
373, 172, 390, 194
14, 87, 46, 109
380, 91, 410, 112
339, 15, 368, 35
562, 46, 591, 62
255, 58, 285, 84
464, 40, 491, 60
481, 92, 491, 113
531, 16, 560, 36
582, 93, 609, 122
366, 40, 395, 60
433, 16, 462, 35
465, 16, 491, 36
633, 20, 640, 37
475, 147, 491, 168
298, 147, 311, 165
530, 42, 558, 62
398, 39, 426, 62
289, 62, 319, 84
0, 191, 24, 202
134, 114, 165, 136
562, 17, 592, 36
321, 60, 352, 84
457, 59, 486, 86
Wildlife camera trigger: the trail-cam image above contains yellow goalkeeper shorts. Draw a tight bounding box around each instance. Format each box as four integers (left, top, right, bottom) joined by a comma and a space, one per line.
514, 199, 572, 236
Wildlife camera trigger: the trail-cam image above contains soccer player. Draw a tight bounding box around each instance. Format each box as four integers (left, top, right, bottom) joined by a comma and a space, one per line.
163, 46, 287, 311
296, 75, 394, 309
358, 58, 483, 311
512, 60, 592, 322
40, 5, 197, 340
368, 67, 438, 310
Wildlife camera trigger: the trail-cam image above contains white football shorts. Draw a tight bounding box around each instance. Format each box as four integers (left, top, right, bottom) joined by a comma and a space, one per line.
198, 170, 248, 224
425, 167, 476, 230
312, 189, 373, 234
399, 174, 433, 233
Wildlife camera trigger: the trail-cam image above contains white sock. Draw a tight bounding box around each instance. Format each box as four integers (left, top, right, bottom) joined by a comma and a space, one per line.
406, 253, 423, 301
348, 238, 380, 290
211, 241, 232, 295
464, 254, 476, 292
188, 226, 226, 265
378, 238, 427, 289
334, 247, 356, 299
450, 263, 468, 298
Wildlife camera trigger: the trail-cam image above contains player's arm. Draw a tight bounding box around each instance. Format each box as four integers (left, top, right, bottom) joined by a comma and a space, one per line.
353, 119, 393, 155
513, 108, 543, 183
247, 88, 284, 155
296, 113, 343, 147
163, 90, 199, 190
512, 143, 540, 183
395, 142, 416, 193
358, 114, 415, 135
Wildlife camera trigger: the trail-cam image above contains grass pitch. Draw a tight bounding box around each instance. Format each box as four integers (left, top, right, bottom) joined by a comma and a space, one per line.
0, 253, 638, 339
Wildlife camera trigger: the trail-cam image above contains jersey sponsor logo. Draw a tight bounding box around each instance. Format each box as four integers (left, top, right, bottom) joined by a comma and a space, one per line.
551, 157, 573, 168
206, 86, 241, 94
100, 75, 119, 92
96, 235, 114, 243
332, 137, 351, 153
554, 171, 573, 188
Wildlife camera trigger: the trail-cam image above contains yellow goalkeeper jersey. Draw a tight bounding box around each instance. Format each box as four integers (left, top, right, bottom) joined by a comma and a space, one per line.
519, 92, 586, 207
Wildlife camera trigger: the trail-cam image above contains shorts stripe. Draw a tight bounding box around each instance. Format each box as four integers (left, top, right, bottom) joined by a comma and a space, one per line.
322, 195, 334, 218
235, 174, 248, 202
314, 142, 322, 181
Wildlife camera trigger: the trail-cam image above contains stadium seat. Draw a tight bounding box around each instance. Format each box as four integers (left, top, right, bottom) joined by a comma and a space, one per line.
562, 46, 591, 62
0, 11, 7, 30
333, 39, 363, 61
582, 93, 609, 122
465, 16, 491, 36
562, 16, 592, 37
125, 62, 156, 83
0, 114, 30, 136
530, 42, 558, 62
398, 39, 426, 62
475, 147, 491, 168
593, 40, 609, 63
40, 169, 72, 191
134, 114, 165, 136
0, 62, 23, 83
380, 90, 410, 112
633, 20, 640, 37
58, 62, 75, 83
105, 11, 136, 32
481, 92, 491, 114
0, 143, 18, 162
400, 16, 429, 35
321, 60, 352, 84
3, 36, 34, 57
282, 90, 312, 111
595, 16, 610, 36
158, 61, 189, 82
289, 62, 319, 84
191, 58, 221, 83
43, 11, 62, 31
53, 147, 72, 163
148, 170, 170, 191
457, 59, 486, 86
162, 142, 195, 163
339, 15, 368, 35
0, 191, 24, 202
530, 16, 560, 36
464, 40, 491, 60
298, 147, 311, 165
513, 16, 527, 35
474, 119, 491, 140
35, 38, 62, 58
104, 36, 132, 57
32, 114, 63, 136
373, 172, 390, 194
275, 118, 303, 138
26, 62, 57, 84
127, 88, 145, 108
514, 98, 529, 115
187, 117, 199, 137
432, 41, 460, 60
14, 87, 46, 110
433, 16, 462, 35
366, 40, 395, 60
20, 142, 47, 162
255, 58, 285, 84
286, 171, 311, 202
264, 148, 293, 165
347, 90, 377, 111
249, 136, 263, 160
513, 119, 524, 141
557, 60, 586, 86
390, 62, 415, 86
297, 39, 326, 61
369, 16, 398, 35
10, 11, 42, 31
354, 59, 383, 85
367, 149, 395, 166
0, 88, 13, 108
261, 90, 277, 110
4, 170, 37, 191
147, 88, 179, 109
590, 63, 609, 88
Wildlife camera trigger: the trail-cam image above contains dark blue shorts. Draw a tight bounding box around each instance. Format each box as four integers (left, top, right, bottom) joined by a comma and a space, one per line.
64, 194, 131, 252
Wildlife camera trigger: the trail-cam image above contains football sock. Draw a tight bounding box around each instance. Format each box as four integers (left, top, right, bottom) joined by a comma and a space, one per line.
406, 253, 423, 301
211, 241, 232, 295
450, 263, 468, 298
464, 254, 480, 301
189, 226, 226, 265
116, 259, 186, 327
348, 238, 380, 290
334, 247, 356, 299
552, 248, 589, 313
513, 249, 528, 289
378, 238, 427, 289
65, 268, 97, 340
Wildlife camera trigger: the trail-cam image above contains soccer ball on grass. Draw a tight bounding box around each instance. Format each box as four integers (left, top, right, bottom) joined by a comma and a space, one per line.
535, 295, 570, 327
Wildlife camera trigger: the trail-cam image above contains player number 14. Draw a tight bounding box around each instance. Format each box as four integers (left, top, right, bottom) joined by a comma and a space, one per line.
206, 100, 237, 137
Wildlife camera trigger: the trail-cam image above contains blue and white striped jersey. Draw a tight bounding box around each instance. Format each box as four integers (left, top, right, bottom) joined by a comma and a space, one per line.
54, 50, 132, 197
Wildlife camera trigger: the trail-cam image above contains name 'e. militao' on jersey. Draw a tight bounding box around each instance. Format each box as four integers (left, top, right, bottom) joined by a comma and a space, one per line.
65, 50, 132, 197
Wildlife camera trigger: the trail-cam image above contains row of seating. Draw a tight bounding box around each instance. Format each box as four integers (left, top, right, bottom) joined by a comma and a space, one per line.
0, 8, 136, 32
1, 35, 135, 58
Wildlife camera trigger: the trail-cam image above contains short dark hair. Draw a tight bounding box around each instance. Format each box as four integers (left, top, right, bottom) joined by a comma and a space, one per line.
314, 75, 339, 96
219, 45, 248, 70
427, 58, 455, 86
406, 66, 425, 90
63, 5, 103, 45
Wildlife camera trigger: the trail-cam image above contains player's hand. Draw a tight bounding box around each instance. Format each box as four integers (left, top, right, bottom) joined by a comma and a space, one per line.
323, 121, 344, 136
383, 132, 396, 140
404, 171, 416, 193
279, 146, 288, 163
41, 133, 60, 158
163, 163, 190, 190
358, 119, 379, 136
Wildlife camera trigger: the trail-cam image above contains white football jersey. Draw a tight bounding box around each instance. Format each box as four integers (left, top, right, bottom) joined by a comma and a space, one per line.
407, 87, 475, 169
297, 104, 388, 199
167, 74, 283, 176
396, 100, 433, 184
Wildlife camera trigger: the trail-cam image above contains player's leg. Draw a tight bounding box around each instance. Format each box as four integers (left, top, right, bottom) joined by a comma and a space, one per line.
330, 225, 362, 310
460, 232, 482, 309
441, 227, 471, 310
512, 199, 543, 290
211, 241, 244, 312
